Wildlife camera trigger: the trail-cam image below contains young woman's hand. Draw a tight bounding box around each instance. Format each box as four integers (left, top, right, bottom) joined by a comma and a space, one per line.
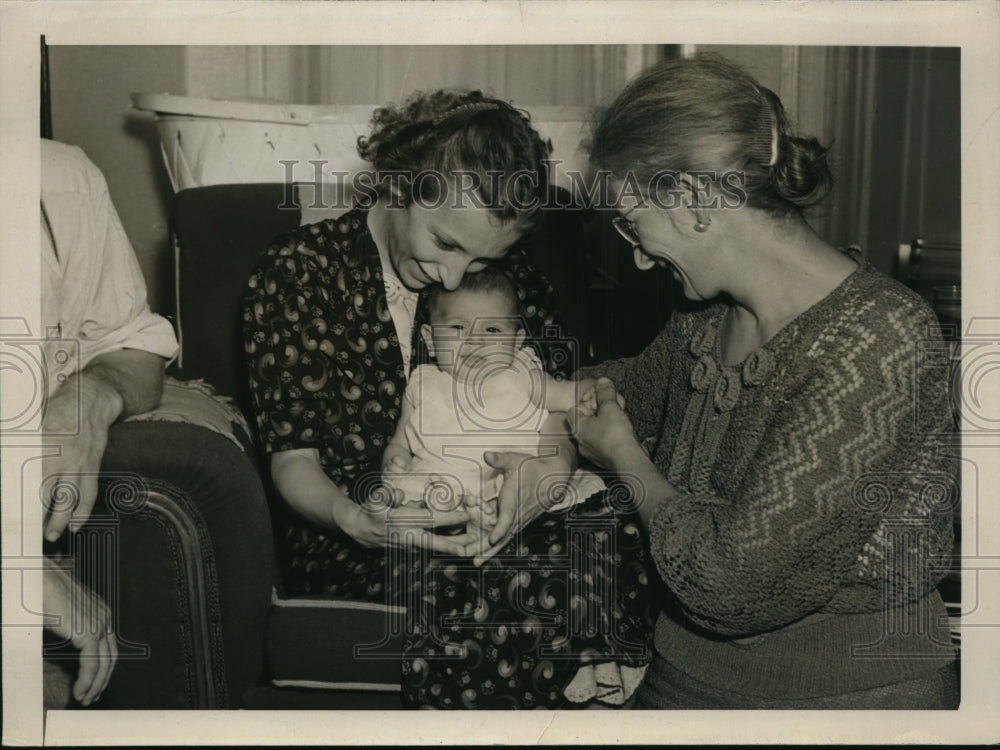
471, 451, 573, 564
272, 448, 476, 555
333, 491, 478, 556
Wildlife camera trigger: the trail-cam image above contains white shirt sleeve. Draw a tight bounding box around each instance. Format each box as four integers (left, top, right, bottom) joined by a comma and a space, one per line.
40, 140, 178, 396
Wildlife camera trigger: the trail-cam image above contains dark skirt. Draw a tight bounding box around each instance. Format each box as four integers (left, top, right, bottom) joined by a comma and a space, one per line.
274, 490, 656, 708
635, 651, 959, 709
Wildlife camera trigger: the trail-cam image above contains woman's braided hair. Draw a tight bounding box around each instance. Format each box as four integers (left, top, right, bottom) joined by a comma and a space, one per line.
357, 89, 552, 232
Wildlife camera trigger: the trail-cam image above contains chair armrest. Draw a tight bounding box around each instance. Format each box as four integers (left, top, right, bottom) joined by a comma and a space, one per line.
66, 381, 274, 708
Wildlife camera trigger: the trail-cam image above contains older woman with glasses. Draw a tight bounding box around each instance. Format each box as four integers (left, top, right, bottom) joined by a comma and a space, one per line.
566, 54, 959, 708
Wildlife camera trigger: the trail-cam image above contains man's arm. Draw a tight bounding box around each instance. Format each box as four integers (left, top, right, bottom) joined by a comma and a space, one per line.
78, 348, 167, 417
43, 348, 167, 541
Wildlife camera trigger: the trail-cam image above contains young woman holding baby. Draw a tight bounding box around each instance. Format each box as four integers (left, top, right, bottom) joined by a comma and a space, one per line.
243, 90, 653, 709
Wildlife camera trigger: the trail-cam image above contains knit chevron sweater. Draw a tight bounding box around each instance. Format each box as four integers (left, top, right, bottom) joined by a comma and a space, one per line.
582, 259, 957, 698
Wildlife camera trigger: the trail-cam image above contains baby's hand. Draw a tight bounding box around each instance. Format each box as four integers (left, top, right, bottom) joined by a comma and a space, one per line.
575, 381, 625, 416
377, 476, 407, 508
578, 387, 598, 416
382, 451, 411, 475
462, 494, 498, 532
461, 496, 502, 558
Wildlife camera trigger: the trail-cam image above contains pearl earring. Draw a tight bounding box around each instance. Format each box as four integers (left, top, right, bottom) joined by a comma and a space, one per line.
694, 218, 711, 233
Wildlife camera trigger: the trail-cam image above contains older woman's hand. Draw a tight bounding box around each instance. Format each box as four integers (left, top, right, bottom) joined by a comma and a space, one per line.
567, 378, 643, 471
570, 378, 676, 528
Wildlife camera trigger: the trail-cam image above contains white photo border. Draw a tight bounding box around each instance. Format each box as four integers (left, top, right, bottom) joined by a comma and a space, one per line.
2, 0, 998, 745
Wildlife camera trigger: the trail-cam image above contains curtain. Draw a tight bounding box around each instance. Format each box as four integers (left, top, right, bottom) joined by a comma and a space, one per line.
186, 45, 661, 108
692, 45, 960, 276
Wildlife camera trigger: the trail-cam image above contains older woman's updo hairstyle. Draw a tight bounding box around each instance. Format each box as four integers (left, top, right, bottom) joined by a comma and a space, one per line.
357, 89, 551, 232
590, 54, 832, 217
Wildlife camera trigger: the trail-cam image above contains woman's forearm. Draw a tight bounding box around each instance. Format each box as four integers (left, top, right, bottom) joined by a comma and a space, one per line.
609, 441, 675, 527
270, 449, 354, 530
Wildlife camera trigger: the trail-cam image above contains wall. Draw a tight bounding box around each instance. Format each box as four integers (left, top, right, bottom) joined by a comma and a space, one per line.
185, 45, 640, 106
697, 45, 961, 276
48, 46, 185, 317
48, 45, 647, 321
869, 47, 961, 262
47, 45, 961, 329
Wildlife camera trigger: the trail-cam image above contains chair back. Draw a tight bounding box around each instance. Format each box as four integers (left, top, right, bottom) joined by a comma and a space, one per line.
170, 183, 593, 428
171, 184, 302, 423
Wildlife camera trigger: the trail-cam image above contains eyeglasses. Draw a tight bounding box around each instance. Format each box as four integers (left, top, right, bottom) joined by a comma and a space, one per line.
611, 204, 641, 248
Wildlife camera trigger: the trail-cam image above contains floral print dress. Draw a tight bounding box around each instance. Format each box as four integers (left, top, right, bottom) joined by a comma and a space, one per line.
243, 208, 654, 708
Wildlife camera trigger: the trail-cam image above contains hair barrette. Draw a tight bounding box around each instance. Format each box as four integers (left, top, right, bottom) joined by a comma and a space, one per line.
433, 101, 501, 126
748, 88, 779, 168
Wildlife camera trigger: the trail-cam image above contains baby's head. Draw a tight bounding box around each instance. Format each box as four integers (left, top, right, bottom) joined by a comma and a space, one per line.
422, 266, 525, 377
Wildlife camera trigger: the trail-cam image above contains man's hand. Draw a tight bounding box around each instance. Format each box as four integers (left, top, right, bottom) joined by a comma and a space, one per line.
42, 350, 165, 541
43, 557, 118, 706
42, 374, 122, 542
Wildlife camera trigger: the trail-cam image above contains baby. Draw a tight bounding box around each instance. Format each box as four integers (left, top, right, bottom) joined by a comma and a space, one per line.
381, 266, 601, 533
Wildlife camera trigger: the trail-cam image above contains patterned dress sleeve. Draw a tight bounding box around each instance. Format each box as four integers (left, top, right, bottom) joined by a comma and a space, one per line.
242, 221, 404, 478
647, 301, 955, 636
244, 232, 342, 452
